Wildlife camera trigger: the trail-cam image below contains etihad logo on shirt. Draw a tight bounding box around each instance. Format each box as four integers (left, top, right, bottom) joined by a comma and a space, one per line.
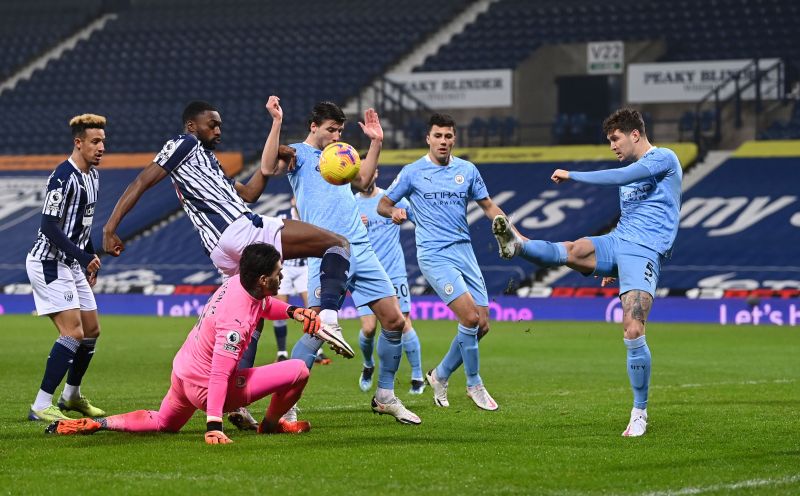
423, 191, 468, 200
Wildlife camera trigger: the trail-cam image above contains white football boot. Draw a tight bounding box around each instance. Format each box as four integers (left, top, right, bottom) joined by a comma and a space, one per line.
371, 396, 421, 425
425, 369, 449, 407
491, 215, 522, 259
466, 384, 499, 411
315, 322, 355, 359
622, 408, 648, 437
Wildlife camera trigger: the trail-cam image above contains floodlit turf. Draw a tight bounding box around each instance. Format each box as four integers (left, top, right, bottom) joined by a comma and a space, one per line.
0, 315, 798, 495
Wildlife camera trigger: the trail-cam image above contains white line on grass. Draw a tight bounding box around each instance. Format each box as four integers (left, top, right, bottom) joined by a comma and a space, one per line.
642, 474, 800, 496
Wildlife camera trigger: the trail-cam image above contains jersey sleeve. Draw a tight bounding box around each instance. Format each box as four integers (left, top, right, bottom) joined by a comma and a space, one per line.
469, 165, 489, 201
153, 135, 200, 174
260, 297, 291, 321
639, 149, 679, 177
206, 318, 247, 419
570, 163, 652, 186
385, 168, 411, 203
41, 171, 71, 218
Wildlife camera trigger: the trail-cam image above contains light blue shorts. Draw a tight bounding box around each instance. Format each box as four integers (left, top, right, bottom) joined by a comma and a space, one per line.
357, 276, 411, 316
307, 241, 396, 308
418, 242, 488, 307
587, 233, 663, 297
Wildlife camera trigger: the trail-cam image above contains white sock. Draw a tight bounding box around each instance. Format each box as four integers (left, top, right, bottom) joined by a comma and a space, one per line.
632, 407, 647, 418
62, 384, 81, 401
277, 351, 288, 357
33, 390, 53, 411
376, 387, 394, 403
319, 309, 338, 325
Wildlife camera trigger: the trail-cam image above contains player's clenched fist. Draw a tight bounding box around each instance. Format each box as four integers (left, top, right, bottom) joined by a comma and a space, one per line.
288, 306, 320, 335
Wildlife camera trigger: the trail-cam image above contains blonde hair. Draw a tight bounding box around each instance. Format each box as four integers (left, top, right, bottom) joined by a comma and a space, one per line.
69, 114, 106, 137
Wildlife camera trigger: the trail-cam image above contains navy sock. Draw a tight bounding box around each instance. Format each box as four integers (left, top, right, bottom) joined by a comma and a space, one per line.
319, 246, 350, 311
238, 329, 261, 369
66, 337, 96, 387
273, 320, 288, 352
40, 336, 80, 395
519, 240, 567, 267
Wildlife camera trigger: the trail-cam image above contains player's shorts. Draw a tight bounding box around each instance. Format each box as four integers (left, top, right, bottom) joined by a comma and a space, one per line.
587, 233, 663, 297
307, 241, 395, 309
278, 264, 308, 296
25, 255, 97, 315
210, 214, 285, 279
418, 242, 488, 307
357, 276, 411, 317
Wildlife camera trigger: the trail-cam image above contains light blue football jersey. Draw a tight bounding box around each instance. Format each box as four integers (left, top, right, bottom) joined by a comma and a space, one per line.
384, 154, 488, 257
571, 147, 682, 256
287, 142, 369, 244
355, 188, 410, 280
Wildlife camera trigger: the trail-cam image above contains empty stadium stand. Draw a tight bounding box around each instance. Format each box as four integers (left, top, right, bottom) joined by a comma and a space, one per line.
0, 0, 470, 156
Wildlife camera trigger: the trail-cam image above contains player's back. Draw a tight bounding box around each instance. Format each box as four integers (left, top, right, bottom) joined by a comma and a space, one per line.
173, 275, 261, 387
615, 147, 682, 256
287, 142, 369, 244
355, 188, 408, 279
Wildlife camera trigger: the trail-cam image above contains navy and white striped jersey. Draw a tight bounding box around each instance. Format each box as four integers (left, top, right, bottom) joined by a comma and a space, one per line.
275, 206, 306, 267
29, 158, 99, 265
154, 134, 250, 255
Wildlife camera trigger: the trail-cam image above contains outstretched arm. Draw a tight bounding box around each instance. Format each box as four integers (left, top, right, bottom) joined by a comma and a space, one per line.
552, 163, 651, 186
259, 96, 286, 176
103, 162, 168, 255
476, 197, 509, 221
351, 108, 383, 191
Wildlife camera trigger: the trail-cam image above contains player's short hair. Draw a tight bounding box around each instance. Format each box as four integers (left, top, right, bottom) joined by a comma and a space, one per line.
182, 101, 217, 124
308, 101, 346, 129
239, 242, 281, 291
69, 114, 106, 138
427, 113, 456, 133
602, 108, 646, 137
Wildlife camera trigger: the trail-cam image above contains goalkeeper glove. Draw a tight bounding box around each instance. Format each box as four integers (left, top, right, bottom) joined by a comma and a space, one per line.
287, 306, 321, 335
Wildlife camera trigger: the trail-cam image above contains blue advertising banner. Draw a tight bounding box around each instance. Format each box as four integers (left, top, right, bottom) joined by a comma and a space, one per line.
2, 295, 799, 326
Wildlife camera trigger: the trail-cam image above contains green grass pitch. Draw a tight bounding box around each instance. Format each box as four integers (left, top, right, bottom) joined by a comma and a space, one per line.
0, 315, 798, 495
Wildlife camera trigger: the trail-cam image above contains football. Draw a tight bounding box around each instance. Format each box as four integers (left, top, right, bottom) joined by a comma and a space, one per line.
319, 142, 361, 185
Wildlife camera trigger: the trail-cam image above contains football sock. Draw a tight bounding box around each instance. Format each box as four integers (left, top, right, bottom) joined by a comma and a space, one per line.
65, 337, 97, 395
359, 329, 375, 368
319, 246, 350, 314
238, 328, 261, 369
625, 336, 651, 410
377, 328, 402, 390
519, 240, 567, 266
456, 324, 482, 387
34, 335, 80, 410
273, 320, 288, 352
435, 335, 462, 381
402, 328, 423, 380
291, 334, 323, 369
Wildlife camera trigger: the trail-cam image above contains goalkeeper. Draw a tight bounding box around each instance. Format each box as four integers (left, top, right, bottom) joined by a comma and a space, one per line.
46, 243, 321, 443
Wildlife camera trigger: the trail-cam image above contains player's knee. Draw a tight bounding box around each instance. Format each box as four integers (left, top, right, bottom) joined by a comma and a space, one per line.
291, 360, 310, 383
460, 314, 480, 329
84, 323, 100, 339
383, 313, 406, 332
361, 326, 377, 337
477, 326, 489, 340
623, 321, 645, 340
331, 234, 349, 253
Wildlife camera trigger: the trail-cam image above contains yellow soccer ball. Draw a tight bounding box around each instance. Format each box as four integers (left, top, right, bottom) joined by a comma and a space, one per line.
319, 142, 361, 185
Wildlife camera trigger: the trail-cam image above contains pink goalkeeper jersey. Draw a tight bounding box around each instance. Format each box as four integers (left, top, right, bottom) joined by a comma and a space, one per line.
173, 275, 290, 389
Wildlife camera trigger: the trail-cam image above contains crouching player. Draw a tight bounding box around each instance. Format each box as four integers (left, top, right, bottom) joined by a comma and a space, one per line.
47, 243, 319, 444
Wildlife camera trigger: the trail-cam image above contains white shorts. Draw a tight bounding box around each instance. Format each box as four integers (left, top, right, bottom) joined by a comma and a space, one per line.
278, 264, 308, 296
26, 255, 97, 316
210, 215, 285, 279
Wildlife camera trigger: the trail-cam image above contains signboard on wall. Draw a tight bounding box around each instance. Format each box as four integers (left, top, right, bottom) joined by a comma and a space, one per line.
386, 69, 513, 108
587, 40, 624, 74
627, 58, 783, 103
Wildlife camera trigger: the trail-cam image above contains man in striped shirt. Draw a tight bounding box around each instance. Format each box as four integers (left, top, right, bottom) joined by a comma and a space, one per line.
26, 114, 107, 422
101, 97, 354, 361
